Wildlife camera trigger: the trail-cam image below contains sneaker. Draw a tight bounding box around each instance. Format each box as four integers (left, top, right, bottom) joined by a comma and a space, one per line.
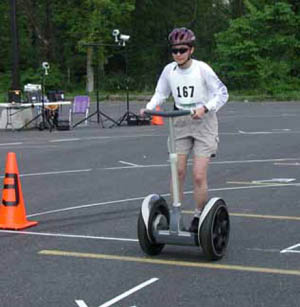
188, 217, 199, 233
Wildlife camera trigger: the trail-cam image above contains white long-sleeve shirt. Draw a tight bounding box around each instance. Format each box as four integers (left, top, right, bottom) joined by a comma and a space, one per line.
146, 59, 229, 112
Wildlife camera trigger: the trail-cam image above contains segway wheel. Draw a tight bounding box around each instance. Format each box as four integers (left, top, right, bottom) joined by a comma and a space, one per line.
137, 198, 169, 256
200, 199, 230, 261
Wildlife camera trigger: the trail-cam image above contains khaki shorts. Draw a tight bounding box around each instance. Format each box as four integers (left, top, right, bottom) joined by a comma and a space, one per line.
168, 113, 219, 158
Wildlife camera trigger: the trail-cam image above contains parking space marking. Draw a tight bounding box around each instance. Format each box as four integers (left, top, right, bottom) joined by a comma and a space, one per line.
1, 210, 299, 244
75, 300, 88, 307
27, 183, 300, 218
0, 157, 298, 180
281, 243, 300, 254
227, 181, 283, 186
106, 158, 300, 170
39, 250, 300, 276
0, 142, 23, 146
0, 168, 92, 179
238, 129, 300, 135
183, 211, 300, 221
27, 196, 145, 217
210, 158, 300, 164
49, 138, 81, 142
18, 158, 300, 178
274, 162, 300, 166
0, 229, 138, 242
48, 134, 165, 144
76, 278, 158, 307
119, 160, 141, 167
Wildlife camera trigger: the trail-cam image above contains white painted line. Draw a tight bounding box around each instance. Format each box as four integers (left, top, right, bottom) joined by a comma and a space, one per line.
0, 157, 297, 179
20, 169, 92, 177
27, 196, 146, 217
119, 160, 140, 167
104, 158, 300, 171
246, 248, 280, 253
280, 243, 300, 254
238, 129, 299, 135
50, 134, 166, 144
0, 168, 92, 179
0, 229, 138, 242
84, 136, 111, 140
103, 165, 141, 170
75, 300, 88, 307
282, 250, 300, 254
274, 162, 300, 166
205, 183, 300, 193
210, 158, 300, 165
0, 142, 23, 146
252, 178, 296, 184
49, 138, 81, 143
239, 130, 272, 135
272, 129, 291, 132
27, 182, 300, 218
84, 134, 161, 140
98, 278, 159, 307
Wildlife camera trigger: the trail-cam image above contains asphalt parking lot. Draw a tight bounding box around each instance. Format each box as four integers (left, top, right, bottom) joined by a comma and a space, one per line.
0, 100, 299, 307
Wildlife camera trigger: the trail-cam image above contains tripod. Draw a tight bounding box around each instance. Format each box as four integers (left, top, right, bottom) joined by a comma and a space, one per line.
112, 44, 138, 127
73, 44, 118, 128
18, 65, 48, 131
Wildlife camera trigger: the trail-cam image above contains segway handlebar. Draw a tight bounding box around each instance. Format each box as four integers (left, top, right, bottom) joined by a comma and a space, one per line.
144, 109, 192, 118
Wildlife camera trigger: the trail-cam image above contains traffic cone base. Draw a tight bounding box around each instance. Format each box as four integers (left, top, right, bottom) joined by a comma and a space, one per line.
0, 219, 38, 230
0, 152, 38, 230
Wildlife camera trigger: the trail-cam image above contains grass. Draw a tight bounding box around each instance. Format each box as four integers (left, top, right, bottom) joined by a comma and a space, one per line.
229, 90, 300, 102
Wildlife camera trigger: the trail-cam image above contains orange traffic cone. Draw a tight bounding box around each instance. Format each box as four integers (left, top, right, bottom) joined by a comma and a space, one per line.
151, 106, 164, 126
0, 152, 38, 230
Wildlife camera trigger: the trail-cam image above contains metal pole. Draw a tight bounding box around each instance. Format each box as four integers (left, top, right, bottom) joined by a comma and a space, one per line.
9, 0, 20, 90
169, 118, 180, 207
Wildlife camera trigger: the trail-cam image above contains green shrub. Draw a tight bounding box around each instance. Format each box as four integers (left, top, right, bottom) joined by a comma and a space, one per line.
215, 2, 300, 94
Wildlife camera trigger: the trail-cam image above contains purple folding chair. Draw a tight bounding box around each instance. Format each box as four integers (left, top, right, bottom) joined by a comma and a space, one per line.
69, 96, 90, 126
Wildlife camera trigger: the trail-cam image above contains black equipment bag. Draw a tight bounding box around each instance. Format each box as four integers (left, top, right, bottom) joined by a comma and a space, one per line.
56, 120, 70, 131
127, 114, 151, 126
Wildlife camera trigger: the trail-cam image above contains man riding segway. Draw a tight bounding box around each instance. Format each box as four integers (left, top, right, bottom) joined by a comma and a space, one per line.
140, 27, 229, 232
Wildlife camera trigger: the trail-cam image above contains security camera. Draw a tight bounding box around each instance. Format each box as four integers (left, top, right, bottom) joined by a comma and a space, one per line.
112, 29, 120, 36
112, 29, 120, 42
42, 62, 50, 75
112, 29, 130, 46
42, 62, 49, 69
120, 34, 130, 42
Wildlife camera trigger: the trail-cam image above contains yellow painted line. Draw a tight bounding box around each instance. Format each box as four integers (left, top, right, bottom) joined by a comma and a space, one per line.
183, 210, 300, 221
230, 213, 300, 221
39, 249, 300, 277
182, 210, 300, 221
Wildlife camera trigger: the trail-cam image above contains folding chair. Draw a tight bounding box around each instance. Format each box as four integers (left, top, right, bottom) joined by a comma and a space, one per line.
69, 95, 90, 127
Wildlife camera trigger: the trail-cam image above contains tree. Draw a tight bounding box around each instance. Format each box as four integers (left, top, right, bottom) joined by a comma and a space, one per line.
130, 0, 230, 90
65, 0, 134, 92
215, 2, 300, 93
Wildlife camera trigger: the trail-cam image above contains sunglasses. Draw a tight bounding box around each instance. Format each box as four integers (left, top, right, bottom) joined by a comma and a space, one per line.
171, 48, 189, 55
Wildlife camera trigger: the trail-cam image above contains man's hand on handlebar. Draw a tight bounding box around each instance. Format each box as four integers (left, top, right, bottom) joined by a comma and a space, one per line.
191, 106, 207, 119
140, 108, 147, 117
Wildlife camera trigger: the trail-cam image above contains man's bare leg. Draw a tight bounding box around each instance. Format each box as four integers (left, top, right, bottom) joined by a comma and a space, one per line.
170, 154, 188, 204
193, 156, 210, 214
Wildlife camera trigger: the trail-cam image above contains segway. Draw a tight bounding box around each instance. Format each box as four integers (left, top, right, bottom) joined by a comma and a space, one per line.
137, 109, 230, 261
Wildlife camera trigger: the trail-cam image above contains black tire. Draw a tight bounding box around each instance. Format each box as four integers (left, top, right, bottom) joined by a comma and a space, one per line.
200, 199, 230, 261
137, 197, 169, 256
